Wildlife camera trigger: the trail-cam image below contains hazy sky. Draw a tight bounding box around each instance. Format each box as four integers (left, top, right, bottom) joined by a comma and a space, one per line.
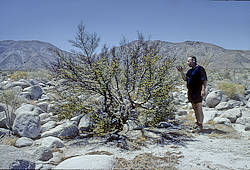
0, 0, 250, 51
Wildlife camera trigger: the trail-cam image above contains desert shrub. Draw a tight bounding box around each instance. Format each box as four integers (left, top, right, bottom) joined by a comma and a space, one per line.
217, 80, 245, 99
0, 88, 23, 130
50, 22, 176, 136
10, 71, 28, 80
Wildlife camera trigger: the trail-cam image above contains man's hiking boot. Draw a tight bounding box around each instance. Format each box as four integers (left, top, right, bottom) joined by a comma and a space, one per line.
191, 123, 203, 133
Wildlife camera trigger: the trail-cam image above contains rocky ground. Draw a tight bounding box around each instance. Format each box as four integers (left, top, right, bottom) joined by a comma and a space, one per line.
0, 71, 250, 169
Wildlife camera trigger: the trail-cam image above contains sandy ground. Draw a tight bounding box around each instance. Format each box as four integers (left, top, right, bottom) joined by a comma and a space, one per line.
61, 129, 250, 169
176, 134, 250, 170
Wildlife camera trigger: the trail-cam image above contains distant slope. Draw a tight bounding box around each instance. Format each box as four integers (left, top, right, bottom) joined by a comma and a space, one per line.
0, 40, 250, 70
158, 40, 250, 68
0, 40, 63, 70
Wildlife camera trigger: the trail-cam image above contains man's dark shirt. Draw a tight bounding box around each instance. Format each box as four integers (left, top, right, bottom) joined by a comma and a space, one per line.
186, 65, 207, 93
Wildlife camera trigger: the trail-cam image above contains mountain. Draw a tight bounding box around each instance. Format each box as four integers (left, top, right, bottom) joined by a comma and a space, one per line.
0, 40, 250, 70
157, 40, 250, 68
0, 40, 64, 70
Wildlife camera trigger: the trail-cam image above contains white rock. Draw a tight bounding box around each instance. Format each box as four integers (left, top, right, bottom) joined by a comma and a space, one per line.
41, 121, 57, 133
213, 117, 231, 126
15, 137, 33, 147
15, 104, 44, 116
54, 155, 115, 170
78, 114, 91, 132
203, 108, 219, 123
41, 121, 78, 139
37, 102, 49, 112
35, 136, 64, 149
215, 102, 233, 110
39, 112, 50, 121
206, 90, 222, 108
220, 108, 242, 123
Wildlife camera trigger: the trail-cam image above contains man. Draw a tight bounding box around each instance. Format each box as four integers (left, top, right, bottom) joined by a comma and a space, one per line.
176, 56, 207, 131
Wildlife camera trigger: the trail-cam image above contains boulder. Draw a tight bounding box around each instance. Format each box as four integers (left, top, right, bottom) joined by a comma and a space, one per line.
54, 155, 115, 170
203, 109, 219, 123
70, 114, 84, 126
12, 111, 41, 139
39, 112, 50, 121
235, 109, 250, 125
34, 146, 53, 161
36, 102, 49, 112
35, 136, 64, 149
9, 159, 35, 170
236, 117, 250, 125
213, 117, 231, 126
29, 79, 38, 86
10, 81, 30, 89
23, 85, 43, 100
220, 108, 242, 123
15, 104, 44, 116
40, 120, 57, 133
227, 100, 241, 108
15, 137, 33, 147
0, 128, 12, 137
215, 102, 233, 111
41, 121, 78, 139
47, 103, 57, 113
206, 90, 222, 108
78, 114, 91, 132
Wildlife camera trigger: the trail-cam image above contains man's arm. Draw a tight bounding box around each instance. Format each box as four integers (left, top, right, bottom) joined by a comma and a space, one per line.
176, 66, 187, 81
200, 66, 207, 97
201, 80, 207, 97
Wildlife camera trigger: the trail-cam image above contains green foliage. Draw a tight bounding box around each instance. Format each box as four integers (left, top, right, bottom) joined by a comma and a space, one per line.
54, 87, 93, 121
217, 80, 245, 99
50, 22, 176, 135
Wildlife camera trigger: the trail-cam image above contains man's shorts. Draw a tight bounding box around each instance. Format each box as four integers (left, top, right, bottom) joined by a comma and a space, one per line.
188, 90, 203, 103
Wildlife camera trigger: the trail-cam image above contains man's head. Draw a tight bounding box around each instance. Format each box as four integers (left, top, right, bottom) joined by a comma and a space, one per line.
187, 55, 197, 67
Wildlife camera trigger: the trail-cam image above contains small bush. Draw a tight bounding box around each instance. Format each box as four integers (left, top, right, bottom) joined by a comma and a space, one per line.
10, 71, 28, 80
0, 135, 17, 146
0, 88, 23, 130
217, 80, 245, 99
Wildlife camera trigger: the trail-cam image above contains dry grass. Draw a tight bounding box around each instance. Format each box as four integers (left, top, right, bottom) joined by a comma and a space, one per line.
114, 152, 183, 169
217, 80, 245, 99
0, 135, 17, 146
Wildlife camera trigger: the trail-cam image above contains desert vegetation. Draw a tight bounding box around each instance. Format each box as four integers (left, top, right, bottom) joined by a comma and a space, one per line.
50, 22, 177, 136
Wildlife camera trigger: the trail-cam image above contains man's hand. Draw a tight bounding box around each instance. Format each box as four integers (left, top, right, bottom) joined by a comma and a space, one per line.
176, 66, 183, 72
201, 89, 206, 97
176, 66, 187, 81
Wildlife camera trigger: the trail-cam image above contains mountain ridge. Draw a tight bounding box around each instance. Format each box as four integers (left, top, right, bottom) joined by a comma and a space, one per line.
0, 40, 250, 70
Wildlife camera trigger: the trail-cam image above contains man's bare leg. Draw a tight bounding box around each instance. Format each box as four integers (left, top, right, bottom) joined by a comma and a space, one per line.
191, 102, 204, 129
